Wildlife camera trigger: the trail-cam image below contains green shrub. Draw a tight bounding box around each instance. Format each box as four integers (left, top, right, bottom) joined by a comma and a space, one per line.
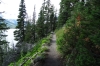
56, 2, 100, 66
9, 35, 51, 66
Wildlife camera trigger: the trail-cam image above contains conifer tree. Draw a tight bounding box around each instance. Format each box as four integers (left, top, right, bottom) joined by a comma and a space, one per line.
36, 0, 56, 39
50, 11, 54, 32
57, 0, 77, 28
43, 0, 56, 34
0, 8, 8, 66
0, 17, 8, 66
24, 21, 32, 43
53, 12, 57, 31
0, 2, 9, 65
31, 6, 36, 42
36, 10, 45, 39
50, 7, 57, 32
14, 0, 26, 47
36, 0, 46, 39
57, 0, 100, 66
43, 0, 50, 35
24, 10, 36, 43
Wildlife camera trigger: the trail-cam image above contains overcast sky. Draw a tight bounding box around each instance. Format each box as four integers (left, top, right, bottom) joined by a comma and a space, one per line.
0, 0, 60, 19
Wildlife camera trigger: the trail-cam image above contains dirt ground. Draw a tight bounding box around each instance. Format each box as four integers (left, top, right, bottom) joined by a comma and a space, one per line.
42, 34, 63, 66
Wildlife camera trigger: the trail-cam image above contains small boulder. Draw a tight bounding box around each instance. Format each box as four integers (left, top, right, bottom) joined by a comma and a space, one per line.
34, 56, 45, 64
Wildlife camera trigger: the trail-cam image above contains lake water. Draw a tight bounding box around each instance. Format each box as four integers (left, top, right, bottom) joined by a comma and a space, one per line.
5, 29, 34, 50
5, 29, 17, 48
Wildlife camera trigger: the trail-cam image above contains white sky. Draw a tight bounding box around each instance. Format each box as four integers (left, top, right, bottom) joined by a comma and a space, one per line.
0, 0, 60, 19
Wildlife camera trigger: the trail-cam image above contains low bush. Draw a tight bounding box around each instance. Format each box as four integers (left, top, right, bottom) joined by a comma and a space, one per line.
9, 35, 51, 66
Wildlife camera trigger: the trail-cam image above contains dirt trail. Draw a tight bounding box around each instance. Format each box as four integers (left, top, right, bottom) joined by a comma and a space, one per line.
42, 34, 63, 66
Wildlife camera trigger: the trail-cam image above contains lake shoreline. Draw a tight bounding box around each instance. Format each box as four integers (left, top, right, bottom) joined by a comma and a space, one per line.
5, 29, 17, 48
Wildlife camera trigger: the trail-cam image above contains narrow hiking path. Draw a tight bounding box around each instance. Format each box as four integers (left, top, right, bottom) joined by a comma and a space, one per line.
42, 34, 63, 66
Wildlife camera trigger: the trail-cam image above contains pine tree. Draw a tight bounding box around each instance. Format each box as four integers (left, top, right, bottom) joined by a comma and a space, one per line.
53, 12, 57, 31
50, 7, 57, 32
0, 2, 9, 65
50, 11, 54, 32
36, 10, 45, 39
25, 6, 37, 43
31, 6, 36, 42
43, 0, 56, 34
57, 0, 100, 66
57, 0, 77, 28
36, 0, 46, 39
24, 21, 32, 43
14, 0, 26, 47
43, 0, 50, 35
0, 12, 8, 66
36, 0, 56, 39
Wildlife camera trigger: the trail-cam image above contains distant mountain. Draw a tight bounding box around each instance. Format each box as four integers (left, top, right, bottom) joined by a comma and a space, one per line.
7, 19, 17, 25
4, 19, 17, 29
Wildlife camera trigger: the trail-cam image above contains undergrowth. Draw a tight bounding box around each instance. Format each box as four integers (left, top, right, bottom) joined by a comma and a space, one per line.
56, 2, 100, 66
9, 35, 51, 66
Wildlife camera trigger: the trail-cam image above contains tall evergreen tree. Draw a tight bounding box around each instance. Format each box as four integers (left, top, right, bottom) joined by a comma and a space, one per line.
14, 0, 26, 47
53, 12, 57, 31
0, 5, 8, 66
50, 11, 54, 32
24, 21, 32, 43
25, 6, 36, 43
36, 0, 46, 39
50, 7, 57, 32
36, 10, 45, 39
31, 6, 36, 42
57, 0, 79, 28
0, 2, 9, 66
57, 0, 68, 28
0, 17, 8, 66
44, 0, 53, 34
43, 0, 57, 34
57, 0, 100, 66
36, 0, 57, 39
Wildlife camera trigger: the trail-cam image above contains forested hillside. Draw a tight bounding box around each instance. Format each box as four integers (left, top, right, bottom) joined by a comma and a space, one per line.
9, 0, 58, 66
0, 0, 100, 66
56, 0, 100, 66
